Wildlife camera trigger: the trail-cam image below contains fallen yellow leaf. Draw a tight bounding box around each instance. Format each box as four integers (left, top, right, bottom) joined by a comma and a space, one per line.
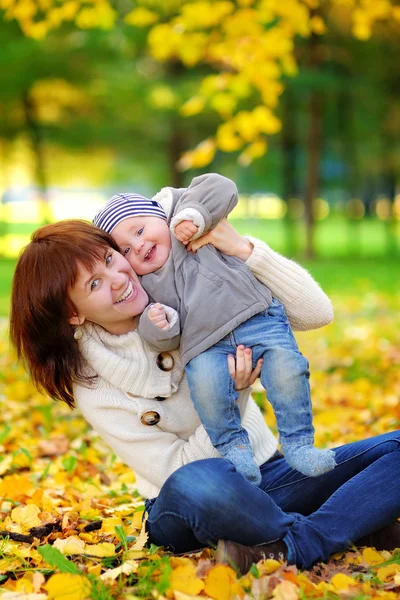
169, 564, 204, 596
11, 504, 41, 530
100, 560, 138, 582
129, 514, 148, 551
1, 593, 47, 600
44, 573, 91, 600
331, 573, 358, 591
0, 474, 33, 500
204, 564, 240, 600
377, 563, 400, 582
53, 536, 85, 555
362, 547, 385, 565
258, 558, 281, 575
272, 580, 300, 600
84, 542, 115, 558
100, 516, 123, 534
174, 591, 204, 600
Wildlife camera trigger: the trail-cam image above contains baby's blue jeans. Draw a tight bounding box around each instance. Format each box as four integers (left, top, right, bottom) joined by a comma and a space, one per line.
186, 298, 313, 459
145, 431, 400, 568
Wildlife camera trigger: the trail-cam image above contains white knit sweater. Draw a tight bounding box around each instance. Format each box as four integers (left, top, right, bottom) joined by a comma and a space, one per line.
74, 239, 333, 499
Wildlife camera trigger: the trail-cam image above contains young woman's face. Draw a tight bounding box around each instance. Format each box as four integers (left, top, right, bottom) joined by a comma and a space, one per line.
68, 248, 149, 335
112, 216, 171, 275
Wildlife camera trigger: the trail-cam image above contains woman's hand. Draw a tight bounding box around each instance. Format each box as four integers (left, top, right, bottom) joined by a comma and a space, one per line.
187, 219, 254, 261
228, 345, 263, 391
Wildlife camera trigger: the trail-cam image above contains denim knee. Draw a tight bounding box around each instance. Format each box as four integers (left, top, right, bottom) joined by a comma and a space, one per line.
163, 459, 234, 506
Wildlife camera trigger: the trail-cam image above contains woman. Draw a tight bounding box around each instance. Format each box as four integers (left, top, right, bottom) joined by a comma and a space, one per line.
10, 219, 400, 574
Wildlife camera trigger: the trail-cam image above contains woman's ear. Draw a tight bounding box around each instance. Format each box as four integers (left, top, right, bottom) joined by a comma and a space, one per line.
69, 314, 85, 326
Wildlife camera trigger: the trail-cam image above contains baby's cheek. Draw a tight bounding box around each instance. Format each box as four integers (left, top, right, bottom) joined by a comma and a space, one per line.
125, 254, 142, 273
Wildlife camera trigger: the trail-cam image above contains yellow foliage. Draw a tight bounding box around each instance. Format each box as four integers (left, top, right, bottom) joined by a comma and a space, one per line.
0, 474, 34, 500
85, 542, 116, 557
376, 563, 400, 582
11, 504, 41, 531
234, 111, 260, 142
257, 558, 281, 574
178, 139, 216, 170
272, 580, 299, 600
100, 559, 138, 582
124, 7, 159, 27
180, 97, 205, 117
53, 535, 86, 555
179, 32, 208, 67
216, 122, 243, 152
129, 513, 149, 551
180, 1, 234, 30
362, 547, 385, 565
331, 573, 358, 590
0, 298, 398, 597
204, 564, 241, 600
168, 564, 205, 595
100, 516, 123, 534
61, 1, 80, 21
75, 2, 116, 30
3, 0, 398, 173
210, 92, 237, 118
310, 15, 326, 34
239, 139, 268, 166
149, 85, 177, 110
252, 106, 281, 134
44, 573, 91, 600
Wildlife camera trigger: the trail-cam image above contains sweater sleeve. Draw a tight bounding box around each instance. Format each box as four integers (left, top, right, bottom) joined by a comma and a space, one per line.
245, 237, 334, 331
137, 304, 180, 352
170, 173, 238, 239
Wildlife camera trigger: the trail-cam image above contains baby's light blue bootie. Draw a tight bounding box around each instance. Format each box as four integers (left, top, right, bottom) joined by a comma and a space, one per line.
282, 444, 336, 477
224, 444, 262, 486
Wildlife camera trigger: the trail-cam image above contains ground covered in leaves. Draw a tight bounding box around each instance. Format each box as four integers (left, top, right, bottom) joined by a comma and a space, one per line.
0, 291, 399, 600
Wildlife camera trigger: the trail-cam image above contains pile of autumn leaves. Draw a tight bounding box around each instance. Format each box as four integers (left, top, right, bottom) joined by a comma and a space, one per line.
0, 291, 399, 600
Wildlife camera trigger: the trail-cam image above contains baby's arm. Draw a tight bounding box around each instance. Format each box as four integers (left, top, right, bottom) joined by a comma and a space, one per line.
171, 173, 239, 243
138, 303, 181, 352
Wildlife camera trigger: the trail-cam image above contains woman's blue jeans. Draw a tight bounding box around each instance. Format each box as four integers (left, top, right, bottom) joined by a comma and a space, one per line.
145, 431, 400, 569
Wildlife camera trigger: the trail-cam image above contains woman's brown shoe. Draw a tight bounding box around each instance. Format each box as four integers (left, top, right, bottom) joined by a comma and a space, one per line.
356, 521, 400, 551
215, 538, 288, 575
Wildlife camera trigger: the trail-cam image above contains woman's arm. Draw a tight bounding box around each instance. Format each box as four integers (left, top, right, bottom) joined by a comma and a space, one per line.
245, 236, 333, 330
188, 220, 333, 331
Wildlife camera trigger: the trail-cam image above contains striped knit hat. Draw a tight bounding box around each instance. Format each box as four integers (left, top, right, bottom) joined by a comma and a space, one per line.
93, 192, 167, 234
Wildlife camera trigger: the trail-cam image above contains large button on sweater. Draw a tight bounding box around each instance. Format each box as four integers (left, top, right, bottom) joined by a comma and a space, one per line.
156, 352, 174, 372
141, 411, 161, 426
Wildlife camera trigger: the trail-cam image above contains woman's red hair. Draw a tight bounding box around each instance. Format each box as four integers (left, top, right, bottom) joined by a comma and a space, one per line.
10, 220, 120, 408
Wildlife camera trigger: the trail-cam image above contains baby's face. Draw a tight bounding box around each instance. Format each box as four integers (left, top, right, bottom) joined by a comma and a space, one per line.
112, 216, 171, 275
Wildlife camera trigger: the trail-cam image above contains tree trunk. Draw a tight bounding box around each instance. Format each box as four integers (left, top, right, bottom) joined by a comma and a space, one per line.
281, 88, 299, 256
338, 80, 362, 255
304, 31, 323, 259
382, 167, 398, 255
168, 124, 185, 188
167, 61, 186, 188
22, 90, 49, 223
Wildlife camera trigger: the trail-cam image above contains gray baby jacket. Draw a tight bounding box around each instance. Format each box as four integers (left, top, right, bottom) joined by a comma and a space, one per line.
137, 173, 272, 365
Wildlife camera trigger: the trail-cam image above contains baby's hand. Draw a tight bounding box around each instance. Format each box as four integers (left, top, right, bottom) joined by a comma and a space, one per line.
174, 220, 198, 244
148, 303, 169, 330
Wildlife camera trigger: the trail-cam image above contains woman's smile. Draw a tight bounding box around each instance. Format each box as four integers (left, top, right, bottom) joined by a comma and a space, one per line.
115, 280, 137, 303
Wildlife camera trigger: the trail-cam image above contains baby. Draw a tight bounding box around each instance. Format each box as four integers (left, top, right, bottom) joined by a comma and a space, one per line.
93, 173, 336, 484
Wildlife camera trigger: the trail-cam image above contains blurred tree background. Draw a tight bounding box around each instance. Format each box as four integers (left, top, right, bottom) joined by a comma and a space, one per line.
0, 0, 399, 314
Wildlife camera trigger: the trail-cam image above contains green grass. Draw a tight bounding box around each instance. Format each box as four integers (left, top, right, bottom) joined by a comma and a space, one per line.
0, 258, 17, 315
231, 215, 400, 258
